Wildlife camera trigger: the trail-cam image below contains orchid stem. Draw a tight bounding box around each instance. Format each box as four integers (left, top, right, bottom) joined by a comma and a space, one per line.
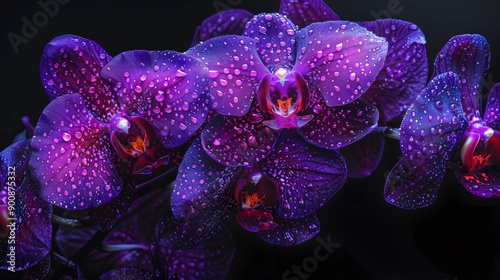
52, 214, 86, 228
373, 126, 400, 140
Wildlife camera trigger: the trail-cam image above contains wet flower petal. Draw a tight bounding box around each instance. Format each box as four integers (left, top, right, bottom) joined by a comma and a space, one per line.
102, 50, 210, 148
256, 213, 321, 246
461, 168, 500, 198
242, 13, 297, 68
161, 138, 237, 248
358, 19, 428, 123
30, 94, 123, 210
294, 21, 388, 107
258, 131, 347, 219
279, 0, 340, 28
384, 158, 444, 209
298, 99, 379, 149
484, 83, 500, 129
191, 9, 253, 46
100, 267, 153, 280
341, 134, 385, 178
186, 35, 269, 116
433, 34, 491, 122
40, 34, 117, 121
201, 112, 279, 167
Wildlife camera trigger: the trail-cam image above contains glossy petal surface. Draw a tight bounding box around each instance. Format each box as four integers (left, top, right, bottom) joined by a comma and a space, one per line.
341, 134, 385, 178
294, 21, 388, 107
201, 111, 279, 167
256, 213, 321, 246
279, 0, 340, 27
484, 83, 500, 129
102, 50, 210, 148
40, 34, 117, 121
30, 94, 123, 210
100, 267, 153, 280
358, 19, 428, 122
433, 34, 491, 121
191, 9, 253, 46
461, 168, 500, 198
298, 99, 379, 149
258, 132, 347, 219
186, 35, 269, 116
243, 13, 297, 69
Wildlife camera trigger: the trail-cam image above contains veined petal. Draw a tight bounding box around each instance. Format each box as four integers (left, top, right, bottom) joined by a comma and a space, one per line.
256, 213, 321, 246
400, 72, 467, 169
191, 9, 254, 46
484, 83, 500, 129
298, 99, 379, 149
201, 110, 279, 167
30, 94, 123, 210
258, 131, 347, 219
279, 0, 340, 28
160, 138, 238, 248
341, 134, 385, 178
357, 19, 428, 123
102, 50, 210, 148
186, 35, 269, 116
243, 13, 297, 69
294, 21, 388, 107
384, 158, 445, 209
433, 34, 491, 122
40, 34, 117, 121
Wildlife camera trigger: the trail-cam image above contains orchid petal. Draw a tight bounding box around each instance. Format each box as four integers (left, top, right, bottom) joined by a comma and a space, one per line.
201, 110, 279, 167
258, 131, 347, 219
294, 21, 388, 107
102, 50, 210, 148
484, 83, 500, 129
30, 94, 123, 210
341, 134, 385, 178
279, 0, 340, 27
461, 168, 500, 198
243, 13, 297, 69
298, 99, 379, 149
357, 19, 428, 122
191, 9, 253, 46
256, 213, 321, 246
40, 34, 117, 121
433, 34, 491, 122
186, 35, 269, 116
100, 267, 153, 280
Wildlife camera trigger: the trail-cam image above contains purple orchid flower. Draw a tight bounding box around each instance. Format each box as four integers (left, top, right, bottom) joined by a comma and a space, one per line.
190, 0, 428, 176
0, 138, 52, 273
157, 131, 347, 247
30, 34, 210, 210
384, 34, 496, 209
55, 186, 234, 280
187, 12, 388, 167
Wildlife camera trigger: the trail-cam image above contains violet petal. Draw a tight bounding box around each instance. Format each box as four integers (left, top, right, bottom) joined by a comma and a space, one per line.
340, 133, 385, 178
256, 213, 321, 246
100, 267, 153, 280
279, 0, 340, 27
461, 168, 500, 198
484, 83, 500, 129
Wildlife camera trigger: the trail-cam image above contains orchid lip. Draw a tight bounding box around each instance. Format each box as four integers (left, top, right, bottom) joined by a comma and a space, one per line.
461, 124, 500, 172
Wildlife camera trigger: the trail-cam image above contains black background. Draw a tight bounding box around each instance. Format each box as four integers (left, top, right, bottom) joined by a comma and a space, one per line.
1, 0, 500, 279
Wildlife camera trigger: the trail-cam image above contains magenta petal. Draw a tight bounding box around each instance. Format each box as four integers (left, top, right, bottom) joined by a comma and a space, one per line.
461, 169, 500, 198
201, 113, 279, 167
191, 9, 254, 46
30, 94, 123, 210
256, 213, 321, 246
433, 34, 491, 122
357, 19, 428, 122
100, 267, 153, 280
161, 226, 234, 280
258, 132, 347, 219
101, 50, 210, 148
484, 83, 500, 129
186, 35, 269, 116
279, 0, 340, 27
298, 99, 379, 149
341, 134, 385, 178
384, 158, 444, 209
294, 21, 388, 107
399, 72, 467, 168
40, 34, 117, 121
243, 13, 297, 68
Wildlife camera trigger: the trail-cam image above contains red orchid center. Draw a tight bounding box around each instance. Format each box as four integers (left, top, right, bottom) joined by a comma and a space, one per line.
257, 69, 312, 130
460, 124, 500, 172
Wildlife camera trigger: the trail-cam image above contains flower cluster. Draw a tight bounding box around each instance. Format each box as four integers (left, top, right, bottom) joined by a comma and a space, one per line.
0, 0, 498, 279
